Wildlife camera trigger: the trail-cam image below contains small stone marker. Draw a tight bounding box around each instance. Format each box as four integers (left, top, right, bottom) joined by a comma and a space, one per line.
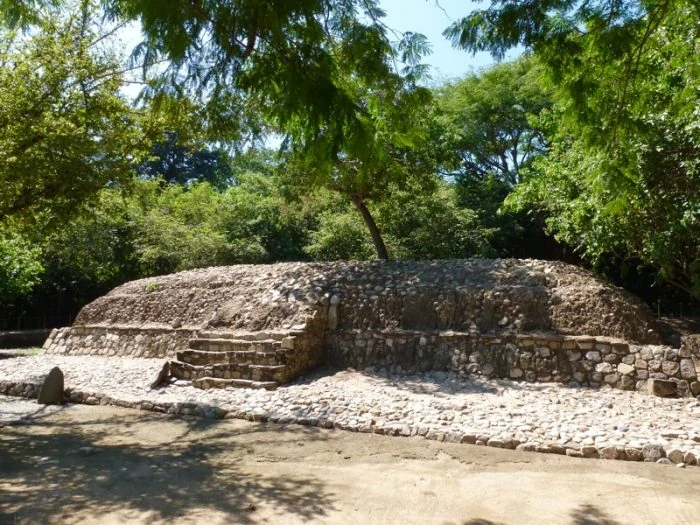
150, 361, 171, 389
37, 366, 64, 405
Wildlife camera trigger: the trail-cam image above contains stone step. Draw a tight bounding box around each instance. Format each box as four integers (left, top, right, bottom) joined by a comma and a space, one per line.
197, 330, 289, 341
189, 338, 282, 353
170, 360, 289, 383
192, 377, 278, 390
177, 348, 292, 367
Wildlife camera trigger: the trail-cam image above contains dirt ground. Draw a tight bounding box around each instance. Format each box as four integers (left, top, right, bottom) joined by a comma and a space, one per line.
1, 403, 699, 525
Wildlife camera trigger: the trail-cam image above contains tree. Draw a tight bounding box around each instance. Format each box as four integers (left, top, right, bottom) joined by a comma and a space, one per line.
94, 0, 422, 156
452, 1, 700, 297
4, 1, 435, 260
304, 181, 496, 261
136, 131, 235, 189
445, 0, 699, 145
432, 58, 557, 258
0, 2, 145, 224
0, 229, 43, 303
281, 68, 435, 259
435, 58, 550, 186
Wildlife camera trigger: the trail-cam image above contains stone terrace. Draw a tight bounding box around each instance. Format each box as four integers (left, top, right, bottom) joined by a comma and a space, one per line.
41, 259, 700, 395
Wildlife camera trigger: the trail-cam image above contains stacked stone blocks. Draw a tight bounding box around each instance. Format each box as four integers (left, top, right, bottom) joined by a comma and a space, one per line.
168, 330, 321, 389
327, 331, 700, 396
43, 325, 197, 358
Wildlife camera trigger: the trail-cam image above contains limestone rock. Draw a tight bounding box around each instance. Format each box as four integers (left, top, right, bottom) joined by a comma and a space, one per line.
683, 451, 697, 466
679, 359, 697, 380
617, 363, 635, 375
691, 381, 700, 396
661, 361, 680, 377
642, 444, 666, 462
37, 366, 64, 405
624, 447, 644, 462
600, 445, 625, 460
666, 449, 684, 463
680, 335, 700, 357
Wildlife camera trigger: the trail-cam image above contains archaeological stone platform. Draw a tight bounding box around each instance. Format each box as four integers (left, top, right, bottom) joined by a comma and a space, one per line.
43, 259, 700, 396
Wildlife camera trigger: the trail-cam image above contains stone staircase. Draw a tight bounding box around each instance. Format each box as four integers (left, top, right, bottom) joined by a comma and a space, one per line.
169, 330, 319, 390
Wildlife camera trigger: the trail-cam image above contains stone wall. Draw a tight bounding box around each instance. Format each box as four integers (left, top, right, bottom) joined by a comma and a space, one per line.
325, 330, 700, 396
44, 326, 199, 358
43, 324, 324, 373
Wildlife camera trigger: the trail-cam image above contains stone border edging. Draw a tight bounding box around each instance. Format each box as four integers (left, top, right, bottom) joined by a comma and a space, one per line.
1, 378, 696, 468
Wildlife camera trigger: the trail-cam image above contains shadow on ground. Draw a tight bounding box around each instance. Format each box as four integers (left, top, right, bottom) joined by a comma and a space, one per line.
0, 409, 336, 524
569, 504, 623, 525
293, 366, 594, 398
458, 504, 623, 525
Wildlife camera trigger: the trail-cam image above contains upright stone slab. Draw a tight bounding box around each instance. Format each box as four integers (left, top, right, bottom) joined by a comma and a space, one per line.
37, 366, 64, 404
150, 361, 171, 389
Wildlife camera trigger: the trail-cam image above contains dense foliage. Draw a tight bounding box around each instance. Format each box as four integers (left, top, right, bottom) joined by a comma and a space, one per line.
449, 0, 700, 299
0, 4, 145, 223
1, 0, 698, 328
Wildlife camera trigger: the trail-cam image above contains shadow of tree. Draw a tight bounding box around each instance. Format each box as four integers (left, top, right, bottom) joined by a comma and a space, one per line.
294, 366, 597, 400
456, 505, 624, 525
0, 411, 336, 524
292, 367, 502, 396
570, 504, 623, 525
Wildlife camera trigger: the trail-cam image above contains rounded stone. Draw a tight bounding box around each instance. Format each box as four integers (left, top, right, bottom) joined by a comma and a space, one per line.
642, 444, 666, 462
667, 449, 684, 463
661, 361, 680, 377
617, 363, 635, 375
682, 451, 697, 466
509, 368, 523, 379
585, 351, 602, 362
679, 359, 697, 380
595, 362, 614, 374
624, 447, 644, 462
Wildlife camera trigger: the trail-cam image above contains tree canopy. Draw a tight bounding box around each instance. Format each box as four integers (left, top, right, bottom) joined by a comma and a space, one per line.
452, 1, 700, 298
1, 0, 698, 322
0, 4, 145, 223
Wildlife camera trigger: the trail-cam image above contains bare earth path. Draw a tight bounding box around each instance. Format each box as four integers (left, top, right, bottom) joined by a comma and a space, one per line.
1, 399, 699, 525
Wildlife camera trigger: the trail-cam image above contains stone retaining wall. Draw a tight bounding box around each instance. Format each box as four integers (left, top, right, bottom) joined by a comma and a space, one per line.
43, 325, 324, 370
325, 331, 700, 396
42, 325, 700, 397
43, 326, 199, 358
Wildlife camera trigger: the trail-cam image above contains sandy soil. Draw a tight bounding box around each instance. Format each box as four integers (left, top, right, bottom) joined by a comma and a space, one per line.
1, 401, 699, 525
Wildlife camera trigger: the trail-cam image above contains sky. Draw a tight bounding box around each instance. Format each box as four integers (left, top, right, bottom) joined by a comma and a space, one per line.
379, 0, 505, 82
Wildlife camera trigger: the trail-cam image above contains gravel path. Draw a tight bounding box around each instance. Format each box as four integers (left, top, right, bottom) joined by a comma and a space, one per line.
1, 355, 699, 465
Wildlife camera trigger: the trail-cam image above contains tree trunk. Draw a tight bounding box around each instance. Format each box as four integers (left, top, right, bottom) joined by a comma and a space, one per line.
349, 194, 389, 260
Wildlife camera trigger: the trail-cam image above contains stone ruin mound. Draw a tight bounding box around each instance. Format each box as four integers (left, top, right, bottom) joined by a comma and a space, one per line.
44, 259, 700, 397
71, 259, 659, 341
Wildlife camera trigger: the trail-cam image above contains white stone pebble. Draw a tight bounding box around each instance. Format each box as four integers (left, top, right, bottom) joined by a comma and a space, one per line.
1, 355, 699, 465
